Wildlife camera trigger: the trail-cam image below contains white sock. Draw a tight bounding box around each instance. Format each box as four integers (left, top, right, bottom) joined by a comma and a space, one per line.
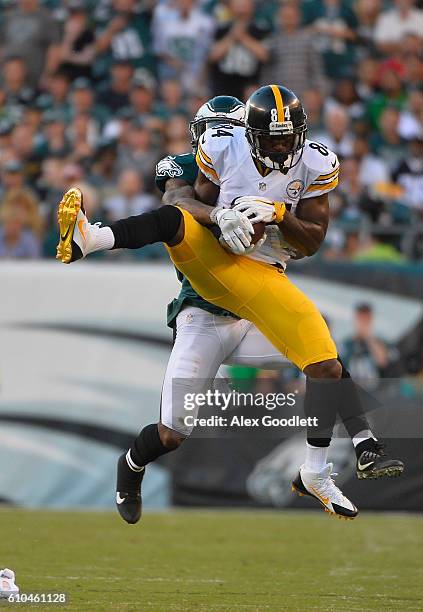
92, 226, 115, 253
126, 449, 144, 472
352, 430, 377, 448
304, 443, 329, 472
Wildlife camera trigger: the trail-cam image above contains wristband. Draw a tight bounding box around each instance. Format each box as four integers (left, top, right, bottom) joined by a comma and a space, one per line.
274, 201, 286, 224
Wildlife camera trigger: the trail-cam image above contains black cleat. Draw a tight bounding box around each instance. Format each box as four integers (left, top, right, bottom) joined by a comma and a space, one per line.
116, 453, 145, 524
356, 441, 404, 480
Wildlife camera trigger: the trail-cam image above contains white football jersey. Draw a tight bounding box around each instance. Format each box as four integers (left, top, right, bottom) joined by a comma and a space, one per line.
196, 125, 339, 267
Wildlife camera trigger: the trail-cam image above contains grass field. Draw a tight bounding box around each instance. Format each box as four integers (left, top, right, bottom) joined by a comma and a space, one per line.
1, 509, 423, 611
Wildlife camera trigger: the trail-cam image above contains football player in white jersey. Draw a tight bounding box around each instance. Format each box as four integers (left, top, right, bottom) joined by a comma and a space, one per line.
190, 85, 401, 515
56, 85, 403, 523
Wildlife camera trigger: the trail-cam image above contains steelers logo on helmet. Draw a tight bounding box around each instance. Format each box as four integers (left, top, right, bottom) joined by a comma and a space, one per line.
245, 85, 307, 174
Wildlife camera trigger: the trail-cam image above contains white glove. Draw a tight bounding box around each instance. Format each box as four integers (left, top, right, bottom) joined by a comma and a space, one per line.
232, 196, 286, 224
244, 235, 267, 254
219, 234, 266, 255
210, 207, 254, 255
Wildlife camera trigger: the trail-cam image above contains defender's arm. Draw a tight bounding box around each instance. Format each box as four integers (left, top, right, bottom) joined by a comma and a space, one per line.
161, 175, 219, 226
161, 150, 253, 254
278, 193, 329, 257
193, 169, 220, 207
162, 179, 195, 204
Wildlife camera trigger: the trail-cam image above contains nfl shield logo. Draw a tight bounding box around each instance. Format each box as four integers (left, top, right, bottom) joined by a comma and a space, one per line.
259, 182, 267, 191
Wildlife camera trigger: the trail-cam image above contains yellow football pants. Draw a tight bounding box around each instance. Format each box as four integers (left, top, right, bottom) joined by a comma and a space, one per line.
166, 209, 337, 371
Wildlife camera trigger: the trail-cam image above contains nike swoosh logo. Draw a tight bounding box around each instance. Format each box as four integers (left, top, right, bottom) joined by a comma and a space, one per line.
331, 160, 337, 168
310, 486, 329, 506
116, 493, 126, 505
357, 460, 374, 471
60, 226, 71, 242
78, 219, 86, 242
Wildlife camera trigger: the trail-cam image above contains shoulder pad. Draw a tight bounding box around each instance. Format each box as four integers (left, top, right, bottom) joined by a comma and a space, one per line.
196, 125, 244, 185
302, 140, 339, 175
156, 154, 194, 177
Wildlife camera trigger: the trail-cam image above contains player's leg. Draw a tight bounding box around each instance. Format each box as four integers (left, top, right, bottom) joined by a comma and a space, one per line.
337, 359, 404, 480
116, 306, 244, 524
303, 356, 402, 484
290, 358, 359, 518
226, 323, 401, 498
228, 325, 374, 451
191, 258, 358, 516
225, 322, 287, 369
226, 333, 357, 517
165, 212, 351, 514
99, 205, 402, 496
227, 325, 403, 480
115, 421, 176, 524
234, 272, 402, 516
159, 307, 245, 436
169, 257, 353, 516
56, 187, 184, 264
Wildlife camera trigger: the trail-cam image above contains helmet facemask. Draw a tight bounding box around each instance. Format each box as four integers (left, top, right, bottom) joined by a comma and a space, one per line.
246, 123, 307, 173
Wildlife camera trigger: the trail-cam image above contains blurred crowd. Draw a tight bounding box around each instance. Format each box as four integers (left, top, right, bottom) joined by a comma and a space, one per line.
229, 300, 423, 393
0, 0, 422, 261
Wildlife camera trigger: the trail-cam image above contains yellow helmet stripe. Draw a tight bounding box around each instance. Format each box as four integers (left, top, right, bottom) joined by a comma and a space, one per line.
270, 84, 284, 122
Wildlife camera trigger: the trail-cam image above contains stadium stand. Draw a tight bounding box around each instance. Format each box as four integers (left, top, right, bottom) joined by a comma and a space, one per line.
0, 0, 421, 261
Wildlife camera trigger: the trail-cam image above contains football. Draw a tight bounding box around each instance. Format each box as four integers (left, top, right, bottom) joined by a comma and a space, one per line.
250, 220, 266, 245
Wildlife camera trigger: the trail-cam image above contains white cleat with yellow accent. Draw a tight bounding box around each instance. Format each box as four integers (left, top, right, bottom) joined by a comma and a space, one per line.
292, 463, 358, 520
0, 568, 19, 599
56, 187, 101, 263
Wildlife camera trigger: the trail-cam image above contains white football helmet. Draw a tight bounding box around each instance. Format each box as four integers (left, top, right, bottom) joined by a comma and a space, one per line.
190, 95, 246, 152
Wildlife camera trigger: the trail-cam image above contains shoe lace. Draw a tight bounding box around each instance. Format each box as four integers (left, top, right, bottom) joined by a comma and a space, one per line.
360, 450, 378, 462
315, 471, 345, 504
374, 441, 386, 456
360, 442, 386, 463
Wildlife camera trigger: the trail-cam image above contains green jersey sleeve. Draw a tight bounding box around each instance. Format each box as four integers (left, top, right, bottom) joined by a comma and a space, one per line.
155, 153, 198, 193
156, 151, 237, 327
